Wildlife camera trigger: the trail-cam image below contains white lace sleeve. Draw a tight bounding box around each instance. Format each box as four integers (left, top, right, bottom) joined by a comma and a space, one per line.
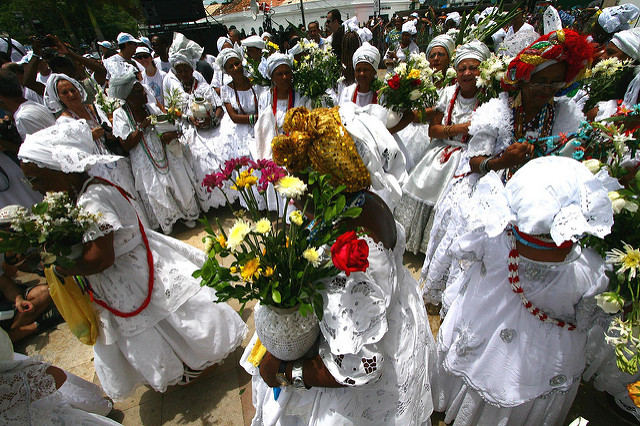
318, 275, 387, 386
552, 96, 585, 134
111, 107, 133, 140
77, 185, 124, 242
575, 249, 611, 332
467, 93, 512, 158
435, 85, 455, 113
0, 359, 57, 424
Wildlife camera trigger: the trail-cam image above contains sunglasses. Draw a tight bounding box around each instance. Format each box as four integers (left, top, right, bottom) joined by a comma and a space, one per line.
135, 54, 151, 59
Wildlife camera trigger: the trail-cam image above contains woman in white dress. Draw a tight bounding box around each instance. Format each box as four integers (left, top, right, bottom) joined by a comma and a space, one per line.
422, 29, 593, 307
431, 156, 613, 425
17, 123, 248, 400
110, 68, 200, 234
337, 42, 380, 107
241, 107, 434, 425
383, 20, 419, 70
165, 33, 228, 211
43, 73, 150, 228
395, 41, 490, 255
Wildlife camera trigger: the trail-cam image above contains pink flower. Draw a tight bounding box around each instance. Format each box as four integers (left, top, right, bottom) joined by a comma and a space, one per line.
202, 172, 227, 191
257, 162, 286, 192
223, 157, 252, 174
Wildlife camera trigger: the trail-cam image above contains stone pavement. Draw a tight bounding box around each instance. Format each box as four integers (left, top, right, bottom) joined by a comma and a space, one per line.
12, 207, 634, 425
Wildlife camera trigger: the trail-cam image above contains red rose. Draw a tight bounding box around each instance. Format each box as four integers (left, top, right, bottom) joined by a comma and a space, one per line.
331, 231, 369, 276
388, 74, 401, 90
411, 78, 421, 86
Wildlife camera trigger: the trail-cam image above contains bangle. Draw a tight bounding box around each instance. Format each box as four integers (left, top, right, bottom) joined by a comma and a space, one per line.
479, 157, 492, 175
291, 359, 308, 390
136, 124, 146, 133
32, 54, 41, 60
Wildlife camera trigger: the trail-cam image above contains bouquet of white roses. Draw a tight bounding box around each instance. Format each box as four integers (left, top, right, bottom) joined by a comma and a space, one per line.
476, 53, 511, 104
292, 40, 341, 108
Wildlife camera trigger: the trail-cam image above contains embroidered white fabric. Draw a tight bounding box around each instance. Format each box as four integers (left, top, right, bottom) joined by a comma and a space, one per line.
240, 223, 435, 424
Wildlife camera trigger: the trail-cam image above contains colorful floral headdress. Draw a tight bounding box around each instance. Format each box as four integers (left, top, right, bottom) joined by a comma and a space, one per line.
502, 29, 593, 89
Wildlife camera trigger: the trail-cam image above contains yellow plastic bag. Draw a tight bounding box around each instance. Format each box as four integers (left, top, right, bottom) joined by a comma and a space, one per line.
44, 267, 98, 345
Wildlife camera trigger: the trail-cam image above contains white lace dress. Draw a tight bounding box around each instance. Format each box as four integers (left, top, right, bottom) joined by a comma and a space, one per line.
164, 71, 229, 211
240, 223, 435, 425
219, 84, 267, 158
112, 103, 200, 234
77, 183, 248, 400
421, 93, 584, 306
432, 231, 608, 425
395, 85, 476, 254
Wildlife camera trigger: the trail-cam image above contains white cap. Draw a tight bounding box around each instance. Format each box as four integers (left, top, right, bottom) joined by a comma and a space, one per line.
134, 46, 152, 57
116, 32, 141, 45
98, 41, 115, 49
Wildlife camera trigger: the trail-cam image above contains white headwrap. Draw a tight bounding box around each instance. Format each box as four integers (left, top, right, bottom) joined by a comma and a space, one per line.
598, 4, 640, 33
401, 20, 417, 35
543, 6, 563, 34
168, 33, 203, 70
18, 120, 122, 173
217, 36, 233, 53
216, 47, 243, 71
426, 34, 455, 59
242, 35, 265, 50
343, 16, 373, 44
352, 42, 380, 71
454, 40, 491, 69
461, 156, 614, 245
446, 12, 462, 26
108, 65, 138, 100
611, 28, 640, 62
43, 73, 87, 113
261, 32, 273, 40
264, 53, 293, 79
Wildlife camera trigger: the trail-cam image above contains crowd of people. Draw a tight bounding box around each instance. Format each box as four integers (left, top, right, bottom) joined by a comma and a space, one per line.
1, 1, 640, 424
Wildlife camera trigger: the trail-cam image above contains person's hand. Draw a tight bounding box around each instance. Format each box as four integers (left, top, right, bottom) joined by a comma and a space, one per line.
91, 126, 105, 140
140, 117, 152, 130
160, 131, 178, 144
498, 142, 534, 169
259, 351, 284, 388
51, 35, 70, 56
15, 297, 33, 313
192, 116, 211, 129
29, 37, 43, 56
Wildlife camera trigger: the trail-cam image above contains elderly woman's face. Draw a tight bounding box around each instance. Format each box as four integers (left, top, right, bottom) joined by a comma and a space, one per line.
174, 63, 194, 84
126, 82, 147, 106
456, 59, 481, 93
601, 42, 630, 62
355, 62, 376, 89
521, 62, 567, 111
20, 162, 69, 195
428, 47, 449, 73
401, 32, 412, 47
56, 79, 82, 107
272, 64, 292, 91
224, 56, 244, 79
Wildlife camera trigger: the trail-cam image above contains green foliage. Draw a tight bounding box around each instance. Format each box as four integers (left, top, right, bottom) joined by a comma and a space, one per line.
292, 40, 341, 109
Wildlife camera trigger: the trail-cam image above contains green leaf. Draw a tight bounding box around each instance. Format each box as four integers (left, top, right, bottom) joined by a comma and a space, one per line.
341, 207, 362, 218
272, 289, 282, 303
31, 202, 49, 215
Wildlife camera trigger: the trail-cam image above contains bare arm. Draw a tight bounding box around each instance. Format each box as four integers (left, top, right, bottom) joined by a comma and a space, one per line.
468, 142, 534, 174
56, 232, 115, 277
119, 116, 152, 152
52, 36, 107, 85
429, 110, 470, 139
223, 102, 253, 124
259, 352, 345, 388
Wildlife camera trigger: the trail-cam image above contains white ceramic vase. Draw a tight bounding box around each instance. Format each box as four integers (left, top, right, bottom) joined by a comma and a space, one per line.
385, 110, 403, 129
191, 97, 212, 120
254, 302, 320, 361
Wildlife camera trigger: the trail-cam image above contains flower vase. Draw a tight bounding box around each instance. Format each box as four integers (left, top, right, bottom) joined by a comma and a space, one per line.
191, 97, 212, 124
385, 110, 403, 129
254, 302, 320, 361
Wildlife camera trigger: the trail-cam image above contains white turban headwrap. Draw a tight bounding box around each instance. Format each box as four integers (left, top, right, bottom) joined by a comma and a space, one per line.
43, 73, 87, 113
261, 32, 272, 40
242, 35, 265, 50
264, 53, 293, 79
612, 28, 640, 107
454, 40, 491, 69
352, 42, 380, 71
18, 120, 122, 173
426, 34, 455, 59
459, 156, 615, 245
446, 12, 462, 26
217, 36, 233, 53
168, 33, 203, 70
401, 20, 417, 35
343, 16, 373, 44
598, 4, 640, 33
108, 65, 138, 100
216, 47, 243, 71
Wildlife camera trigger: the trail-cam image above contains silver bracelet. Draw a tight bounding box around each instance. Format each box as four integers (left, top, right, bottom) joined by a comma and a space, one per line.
291, 359, 307, 390
479, 157, 492, 175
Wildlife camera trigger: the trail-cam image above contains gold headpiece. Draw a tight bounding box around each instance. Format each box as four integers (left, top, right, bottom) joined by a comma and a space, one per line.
272, 107, 371, 192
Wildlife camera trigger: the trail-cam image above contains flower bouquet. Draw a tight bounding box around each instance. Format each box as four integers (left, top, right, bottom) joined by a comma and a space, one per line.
292, 40, 341, 108
378, 53, 441, 123
0, 192, 100, 268
476, 53, 511, 105
582, 57, 632, 111
196, 157, 366, 359
94, 82, 122, 123
150, 87, 184, 133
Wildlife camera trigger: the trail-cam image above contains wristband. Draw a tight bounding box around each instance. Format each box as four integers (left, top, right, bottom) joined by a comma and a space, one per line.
291, 359, 308, 390
479, 157, 492, 175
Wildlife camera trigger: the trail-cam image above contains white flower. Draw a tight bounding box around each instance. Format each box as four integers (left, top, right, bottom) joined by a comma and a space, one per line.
446, 68, 457, 79
275, 176, 307, 199
595, 292, 624, 314
227, 219, 251, 251
303, 247, 321, 267
476, 76, 488, 88
254, 218, 271, 234
611, 198, 626, 214
583, 159, 602, 174
409, 90, 421, 100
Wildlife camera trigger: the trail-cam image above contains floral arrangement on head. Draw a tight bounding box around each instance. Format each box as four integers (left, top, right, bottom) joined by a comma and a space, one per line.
292, 39, 341, 108
0, 192, 100, 268
378, 52, 441, 121
196, 154, 367, 319
572, 107, 640, 375
476, 53, 511, 104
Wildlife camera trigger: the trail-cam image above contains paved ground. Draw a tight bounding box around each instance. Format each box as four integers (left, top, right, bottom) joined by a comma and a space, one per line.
13, 206, 637, 425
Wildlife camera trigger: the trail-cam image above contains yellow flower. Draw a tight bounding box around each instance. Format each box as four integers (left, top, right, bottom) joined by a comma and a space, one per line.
303, 247, 320, 267
275, 176, 307, 199
286, 237, 290, 248
289, 210, 303, 226
607, 242, 640, 280
227, 219, 251, 250
408, 68, 420, 79
255, 218, 271, 234
241, 258, 261, 282
232, 169, 258, 190
216, 234, 227, 249
230, 266, 238, 273
263, 266, 275, 277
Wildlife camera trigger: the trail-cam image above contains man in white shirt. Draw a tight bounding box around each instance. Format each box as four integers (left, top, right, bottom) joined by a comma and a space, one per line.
151, 35, 172, 73
104, 32, 141, 79
308, 21, 325, 47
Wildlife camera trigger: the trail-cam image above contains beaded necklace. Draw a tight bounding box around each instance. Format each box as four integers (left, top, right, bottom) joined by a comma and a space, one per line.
232, 81, 258, 115
67, 105, 115, 170
440, 86, 478, 164
272, 86, 294, 133
352, 85, 377, 105
507, 228, 576, 331
124, 104, 170, 174
182, 77, 197, 94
